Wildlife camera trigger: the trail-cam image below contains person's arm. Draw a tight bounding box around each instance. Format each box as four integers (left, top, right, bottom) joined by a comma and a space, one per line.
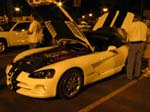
27, 23, 34, 34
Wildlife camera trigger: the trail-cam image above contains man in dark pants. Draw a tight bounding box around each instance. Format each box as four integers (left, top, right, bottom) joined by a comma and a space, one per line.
126, 14, 148, 80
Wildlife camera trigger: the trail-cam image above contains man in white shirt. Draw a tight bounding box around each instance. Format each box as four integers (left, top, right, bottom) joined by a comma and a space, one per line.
28, 13, 43, 49
126, 14, 148, 80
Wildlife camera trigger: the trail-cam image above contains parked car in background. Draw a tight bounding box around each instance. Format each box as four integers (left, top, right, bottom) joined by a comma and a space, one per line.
77, 21, 92, 31
0, 21, 30, 53
6, 1, 130, 99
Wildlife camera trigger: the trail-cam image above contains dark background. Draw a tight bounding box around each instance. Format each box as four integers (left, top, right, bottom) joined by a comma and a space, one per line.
0, 0, 149, 19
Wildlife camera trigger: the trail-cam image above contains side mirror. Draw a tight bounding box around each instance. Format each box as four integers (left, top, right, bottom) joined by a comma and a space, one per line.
107, 45, 117, 52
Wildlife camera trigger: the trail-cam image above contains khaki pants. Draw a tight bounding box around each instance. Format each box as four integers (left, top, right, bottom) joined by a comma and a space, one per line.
127, 42, 145, 79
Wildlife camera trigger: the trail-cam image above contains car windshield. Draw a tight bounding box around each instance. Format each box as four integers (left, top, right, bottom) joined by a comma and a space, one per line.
1, 22, 16, 31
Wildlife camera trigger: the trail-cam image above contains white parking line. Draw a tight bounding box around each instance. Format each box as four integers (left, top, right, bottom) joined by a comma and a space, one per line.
78, 77, 143, 112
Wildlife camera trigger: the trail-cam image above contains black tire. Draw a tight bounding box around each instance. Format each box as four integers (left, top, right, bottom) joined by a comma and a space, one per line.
57, 68, 83, 99
0, 40, 7, 53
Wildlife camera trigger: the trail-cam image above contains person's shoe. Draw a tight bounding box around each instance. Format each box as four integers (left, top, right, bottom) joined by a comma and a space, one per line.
142, 68, 147, 73
143, 71, 150, 77
127, 77, 133, 81
134, 76, 140, 80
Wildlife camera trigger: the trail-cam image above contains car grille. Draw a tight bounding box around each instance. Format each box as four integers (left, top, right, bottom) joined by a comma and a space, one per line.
8, 66, 21, 91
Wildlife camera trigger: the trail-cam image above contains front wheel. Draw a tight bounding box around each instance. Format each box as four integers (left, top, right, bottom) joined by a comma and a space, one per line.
57, 69, 83, 99
0, 40, 7, 53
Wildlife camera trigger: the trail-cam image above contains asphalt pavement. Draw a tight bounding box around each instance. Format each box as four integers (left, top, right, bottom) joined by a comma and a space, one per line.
79, 75, 150, 112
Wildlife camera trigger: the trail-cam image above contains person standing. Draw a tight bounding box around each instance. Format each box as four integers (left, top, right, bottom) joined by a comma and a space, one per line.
126, 14, 148, 80
27, 13, 43, 49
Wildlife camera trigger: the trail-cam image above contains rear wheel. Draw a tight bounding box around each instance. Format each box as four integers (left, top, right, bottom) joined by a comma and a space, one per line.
0, 40, 7, 53
57, 69, 83, 99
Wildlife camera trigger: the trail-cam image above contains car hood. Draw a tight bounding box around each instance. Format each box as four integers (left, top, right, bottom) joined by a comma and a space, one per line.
93, 10, 134, 31
28, 1, 94, 52
28, 1, 134, 52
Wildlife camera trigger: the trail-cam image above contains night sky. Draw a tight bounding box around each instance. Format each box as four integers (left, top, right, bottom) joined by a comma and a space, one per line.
0, 0, 150, 16
144, 0, 150, 9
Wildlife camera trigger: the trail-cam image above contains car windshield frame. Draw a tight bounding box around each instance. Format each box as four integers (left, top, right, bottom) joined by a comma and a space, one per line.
0, 22, 16, 31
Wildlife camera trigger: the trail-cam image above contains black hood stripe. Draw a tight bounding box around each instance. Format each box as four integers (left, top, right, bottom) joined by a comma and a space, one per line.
103, 10, 117, 27
93, 10, 134, 31
103, 10, 128, 28
114, 11, 128, 27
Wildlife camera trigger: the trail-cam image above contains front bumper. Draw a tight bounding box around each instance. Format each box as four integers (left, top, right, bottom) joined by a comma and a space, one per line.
6, 64, 57, 98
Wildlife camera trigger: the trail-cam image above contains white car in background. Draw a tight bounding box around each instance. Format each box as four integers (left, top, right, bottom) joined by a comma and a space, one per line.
0, 21, 30, 53
77, 21, 92, 31
6, 0, 133, 99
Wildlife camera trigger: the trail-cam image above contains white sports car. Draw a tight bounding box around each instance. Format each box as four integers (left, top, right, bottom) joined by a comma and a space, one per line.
6, 1, 131, 99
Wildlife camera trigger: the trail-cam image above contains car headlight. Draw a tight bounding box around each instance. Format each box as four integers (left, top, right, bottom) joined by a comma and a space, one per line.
29, 69, 55, 79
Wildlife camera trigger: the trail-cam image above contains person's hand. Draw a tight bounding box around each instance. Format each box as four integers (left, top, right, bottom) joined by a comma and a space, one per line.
27, 30, 32, 34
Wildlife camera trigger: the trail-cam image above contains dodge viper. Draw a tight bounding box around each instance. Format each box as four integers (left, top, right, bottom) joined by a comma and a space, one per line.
6, 0, 131, 99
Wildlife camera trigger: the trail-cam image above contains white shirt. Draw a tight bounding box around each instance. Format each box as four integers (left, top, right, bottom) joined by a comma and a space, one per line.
28, 20, 43, 43
126, 21, 148, 42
